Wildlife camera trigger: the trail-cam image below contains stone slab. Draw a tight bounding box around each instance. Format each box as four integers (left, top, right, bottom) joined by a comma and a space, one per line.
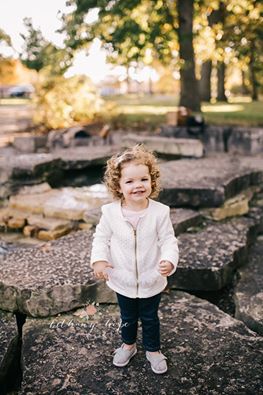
27, 215, 72, 232
172, 217, 258, 291
228, 127, 263, 155
159, 154, 263, 208
19, 292, 263, 395
208, 191, 251, 221
2, 184, 111, 238
13, 136, 48, 153
121, 134, 204, 158
0, 146, 120, 176
0, 231, 97, 317
170, 208, 202, 236
160, 125, 263, 155
234, 238, 263, 335
0, 146, 120, 199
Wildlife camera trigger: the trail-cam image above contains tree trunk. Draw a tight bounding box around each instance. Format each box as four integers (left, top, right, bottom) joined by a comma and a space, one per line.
126, 66, 132, 93
177, 0, 201, 112
217, 62, 227, 101
200, 60, 212, 102
249, 44, 258, 101
241, 70, 249, 95
148, 76, 153, 95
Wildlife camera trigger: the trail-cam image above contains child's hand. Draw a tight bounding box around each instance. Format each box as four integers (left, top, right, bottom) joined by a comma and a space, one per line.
158, 260, 174, 277
93, 261, 113, 281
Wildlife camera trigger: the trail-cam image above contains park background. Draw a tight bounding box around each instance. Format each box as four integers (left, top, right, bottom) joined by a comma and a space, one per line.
0, 1, 263, 395
0, 0, 262, 132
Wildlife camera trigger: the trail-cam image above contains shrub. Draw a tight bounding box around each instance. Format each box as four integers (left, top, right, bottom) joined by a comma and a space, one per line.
33, 75, 112, 129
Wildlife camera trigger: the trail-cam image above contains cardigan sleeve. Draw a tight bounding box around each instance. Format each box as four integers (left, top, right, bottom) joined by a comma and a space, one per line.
90, 206, 113, 268
157, 206, 179, 276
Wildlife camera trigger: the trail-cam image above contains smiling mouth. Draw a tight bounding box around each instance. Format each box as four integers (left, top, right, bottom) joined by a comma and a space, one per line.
132, 190, 145, 194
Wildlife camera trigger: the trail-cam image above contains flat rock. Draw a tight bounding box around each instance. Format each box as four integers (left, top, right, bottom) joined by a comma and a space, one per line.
160, 125, 263, 155
0, 231, 97, 317
234, 238, 263, 335
0, 146, 120, 199
0, 146, 119, 176
209, 191, 251, 221
2, 184, 111, 238
170, 208, 202, 236
172, 217, 258, 291
159, 154, 263, 208
27, 215, 72, 232
19, 292, 263, 395
228, 127, 263, 155
122, 134, 204, 158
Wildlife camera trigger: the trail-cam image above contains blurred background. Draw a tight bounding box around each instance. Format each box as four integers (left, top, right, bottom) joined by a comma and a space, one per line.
0, 0, 262, 132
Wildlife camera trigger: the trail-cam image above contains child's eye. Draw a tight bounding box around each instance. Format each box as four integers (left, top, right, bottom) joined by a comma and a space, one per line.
125, 180, 132, 184
142, 178, 149, 181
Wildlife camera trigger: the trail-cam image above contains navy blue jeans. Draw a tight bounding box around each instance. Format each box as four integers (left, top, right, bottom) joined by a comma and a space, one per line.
116, 292, 162, 352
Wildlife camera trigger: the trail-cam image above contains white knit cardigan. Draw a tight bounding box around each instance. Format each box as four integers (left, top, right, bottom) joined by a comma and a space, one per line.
90, 198, 179, 298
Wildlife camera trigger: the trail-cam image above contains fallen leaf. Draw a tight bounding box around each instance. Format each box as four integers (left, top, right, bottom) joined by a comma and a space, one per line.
85, 304, 97, 315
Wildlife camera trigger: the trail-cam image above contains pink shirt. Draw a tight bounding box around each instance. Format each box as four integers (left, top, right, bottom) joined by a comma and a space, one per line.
121, 207, 147, 229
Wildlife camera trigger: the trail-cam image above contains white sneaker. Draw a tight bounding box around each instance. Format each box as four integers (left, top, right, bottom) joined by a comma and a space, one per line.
146, 351, 168, 374
113, 344, 137, 367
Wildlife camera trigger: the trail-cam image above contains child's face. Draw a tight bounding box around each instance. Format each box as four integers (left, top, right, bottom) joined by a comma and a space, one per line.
119, 161, 152, 207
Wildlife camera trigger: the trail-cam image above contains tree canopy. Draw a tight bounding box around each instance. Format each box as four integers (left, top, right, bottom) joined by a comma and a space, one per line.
0, 28, 11, 48
62, 0, 202, 110
20, 18, 72, 76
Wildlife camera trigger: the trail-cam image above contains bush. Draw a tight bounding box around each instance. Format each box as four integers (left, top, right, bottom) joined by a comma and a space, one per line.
33, 75, 115, 129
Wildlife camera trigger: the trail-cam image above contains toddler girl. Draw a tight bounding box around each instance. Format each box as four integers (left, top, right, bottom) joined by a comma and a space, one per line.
90, 145, 179, 374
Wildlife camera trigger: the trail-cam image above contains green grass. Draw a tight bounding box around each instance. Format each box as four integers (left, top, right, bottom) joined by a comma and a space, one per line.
105, 94, 263, 129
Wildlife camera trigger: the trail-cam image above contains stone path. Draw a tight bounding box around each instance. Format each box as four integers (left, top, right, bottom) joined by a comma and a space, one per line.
0, 138, 263, 393
18, 291, 263, 395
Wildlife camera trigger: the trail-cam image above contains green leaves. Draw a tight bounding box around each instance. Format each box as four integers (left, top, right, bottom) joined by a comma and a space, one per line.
20, 18, 73, 75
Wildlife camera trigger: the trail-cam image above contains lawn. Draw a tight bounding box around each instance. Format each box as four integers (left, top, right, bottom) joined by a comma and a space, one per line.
105, 94, 263, 130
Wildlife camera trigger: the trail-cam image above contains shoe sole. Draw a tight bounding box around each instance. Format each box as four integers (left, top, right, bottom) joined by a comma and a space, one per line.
150, 365, 168, 374
146, 355, 168, 374
113, 348, 137, 367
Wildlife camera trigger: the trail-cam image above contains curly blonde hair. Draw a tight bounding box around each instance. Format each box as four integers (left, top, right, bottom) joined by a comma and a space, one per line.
104, 144, 161, 200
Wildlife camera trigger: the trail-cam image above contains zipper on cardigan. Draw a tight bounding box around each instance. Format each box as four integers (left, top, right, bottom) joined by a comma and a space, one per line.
133, 228, 139, 296
124, 218, 142, 297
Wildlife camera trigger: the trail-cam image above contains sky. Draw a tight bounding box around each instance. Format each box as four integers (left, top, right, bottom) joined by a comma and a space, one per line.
0, 0, 111, 82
